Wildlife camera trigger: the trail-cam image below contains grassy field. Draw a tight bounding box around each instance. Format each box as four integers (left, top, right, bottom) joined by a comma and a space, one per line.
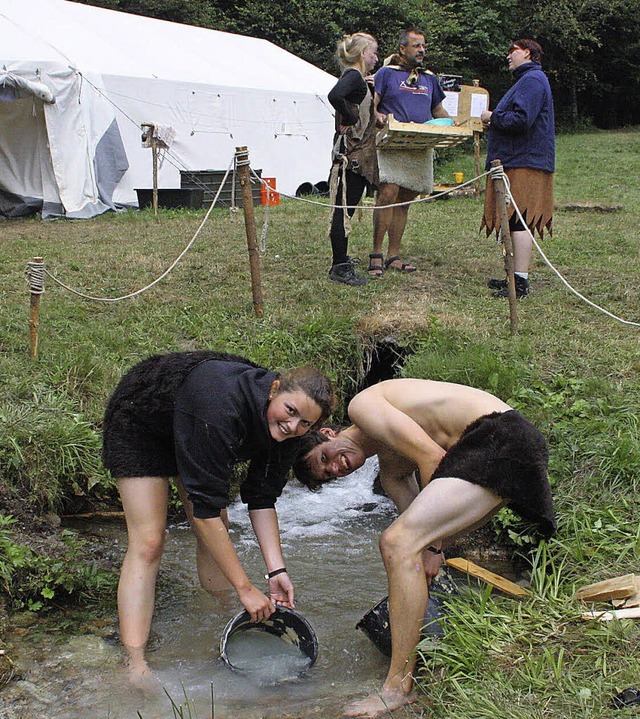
1, 128, 639, 716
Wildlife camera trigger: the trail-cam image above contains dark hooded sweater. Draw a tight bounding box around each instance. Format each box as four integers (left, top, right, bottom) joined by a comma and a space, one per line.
102, 351, 300, 519
485, 62, 555, 173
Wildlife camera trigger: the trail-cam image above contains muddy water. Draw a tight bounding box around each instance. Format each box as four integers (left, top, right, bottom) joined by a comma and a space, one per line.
2, 458, 404, 719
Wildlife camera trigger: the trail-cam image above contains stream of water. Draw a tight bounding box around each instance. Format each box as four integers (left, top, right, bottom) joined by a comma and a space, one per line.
2, 458, 412, 719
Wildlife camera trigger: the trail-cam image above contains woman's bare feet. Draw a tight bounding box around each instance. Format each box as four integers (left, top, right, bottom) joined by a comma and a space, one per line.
344, 687, 419, 717
126, 653, 162, 694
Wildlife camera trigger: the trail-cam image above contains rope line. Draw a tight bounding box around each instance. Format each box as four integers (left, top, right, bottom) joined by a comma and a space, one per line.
492, 166, 640, 327
41, 157, 235, 302
249, 167, 490, 210
34, 70, 639, 327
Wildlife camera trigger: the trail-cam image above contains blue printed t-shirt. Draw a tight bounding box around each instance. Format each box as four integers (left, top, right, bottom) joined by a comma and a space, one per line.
374, 66, 445, 124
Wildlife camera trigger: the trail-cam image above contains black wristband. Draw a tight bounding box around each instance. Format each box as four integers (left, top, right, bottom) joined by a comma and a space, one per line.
427, 546, 443, 555
265, 567, 287, 580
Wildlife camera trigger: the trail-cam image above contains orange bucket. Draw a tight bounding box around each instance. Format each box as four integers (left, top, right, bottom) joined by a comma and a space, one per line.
261, 177, 280, 206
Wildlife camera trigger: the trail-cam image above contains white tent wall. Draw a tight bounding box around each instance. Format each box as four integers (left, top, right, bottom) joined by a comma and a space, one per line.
0, 0, 337, 219
106, 75, 335, 207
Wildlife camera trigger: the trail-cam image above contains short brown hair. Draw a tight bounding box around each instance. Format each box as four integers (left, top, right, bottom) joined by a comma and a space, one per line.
510, 39, 543, 64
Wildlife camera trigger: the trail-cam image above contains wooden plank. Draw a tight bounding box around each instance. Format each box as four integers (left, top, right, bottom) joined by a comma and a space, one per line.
581, 607, 640, 622
574, 574, 637, 602
376, 115, 473, 151
613, 576, 640, 608
445, 557, 531, 597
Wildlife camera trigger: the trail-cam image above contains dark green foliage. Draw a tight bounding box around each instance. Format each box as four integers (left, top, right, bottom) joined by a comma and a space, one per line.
72, 0, 640, 127
0, 516, 115, 612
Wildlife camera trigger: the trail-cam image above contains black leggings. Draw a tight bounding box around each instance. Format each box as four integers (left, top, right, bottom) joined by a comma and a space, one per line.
329, 169, 369, 265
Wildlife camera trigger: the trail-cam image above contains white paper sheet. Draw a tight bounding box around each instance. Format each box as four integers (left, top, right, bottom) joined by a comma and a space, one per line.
442, 91, 459, 117
470, 93, 489, 117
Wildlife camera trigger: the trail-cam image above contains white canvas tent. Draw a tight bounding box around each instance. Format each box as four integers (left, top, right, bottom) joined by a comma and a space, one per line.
0, 0, 337, 218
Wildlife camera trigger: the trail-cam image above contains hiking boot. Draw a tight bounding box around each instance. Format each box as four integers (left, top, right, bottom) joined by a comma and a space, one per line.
494, 275, 530, 299
329, 259, 370, 287
487, 277, 508, 290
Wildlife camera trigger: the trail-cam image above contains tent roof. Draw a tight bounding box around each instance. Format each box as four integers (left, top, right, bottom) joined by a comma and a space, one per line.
0, 0, 337, 93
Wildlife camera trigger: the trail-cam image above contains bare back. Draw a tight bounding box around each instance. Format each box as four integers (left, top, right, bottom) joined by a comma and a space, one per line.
363, 379, 510, 449
348, 379, 511, 491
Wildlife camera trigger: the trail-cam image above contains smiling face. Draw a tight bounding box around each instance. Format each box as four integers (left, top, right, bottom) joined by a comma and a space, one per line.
400, 33, 426, 68
266, 388, 322, 442
304, 431, 367, 481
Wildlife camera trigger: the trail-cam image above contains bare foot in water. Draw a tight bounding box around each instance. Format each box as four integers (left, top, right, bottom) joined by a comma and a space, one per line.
127, 658, 162, 694
344, 688, 419, 717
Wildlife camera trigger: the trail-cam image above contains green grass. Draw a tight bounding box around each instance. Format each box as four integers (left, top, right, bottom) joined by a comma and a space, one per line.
1, 128, 639, 714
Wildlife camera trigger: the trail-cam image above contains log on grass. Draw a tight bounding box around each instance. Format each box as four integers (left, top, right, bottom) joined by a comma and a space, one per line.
574, 574, 637, 602
445, 557, 531, 597
613, 576, 640, 608
581, 607, 640, 622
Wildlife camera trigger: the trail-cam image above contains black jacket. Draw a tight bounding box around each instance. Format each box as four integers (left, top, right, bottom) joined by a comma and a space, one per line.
174, 357, 300, 519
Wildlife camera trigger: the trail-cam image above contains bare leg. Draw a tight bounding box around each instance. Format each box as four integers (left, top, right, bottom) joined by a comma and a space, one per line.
371, 183, 400, 274
345, 477, 503, 718
385, 187, 418, 269
117, 476, 168, 691
512, 229, 533, 274
175, 480, 232, 594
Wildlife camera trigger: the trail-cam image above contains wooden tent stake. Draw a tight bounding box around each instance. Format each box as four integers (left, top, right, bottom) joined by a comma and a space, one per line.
27, 256, 44, 359
490, 159, 518, 335
235, 146, 264, 317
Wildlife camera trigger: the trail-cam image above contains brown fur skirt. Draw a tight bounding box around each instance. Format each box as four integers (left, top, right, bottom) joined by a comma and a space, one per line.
430, 410, 556, 539
481, 168, 554, 239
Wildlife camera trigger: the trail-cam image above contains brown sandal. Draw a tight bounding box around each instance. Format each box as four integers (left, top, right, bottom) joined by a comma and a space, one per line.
368, 253, 384, 277
384, 255, 417, 273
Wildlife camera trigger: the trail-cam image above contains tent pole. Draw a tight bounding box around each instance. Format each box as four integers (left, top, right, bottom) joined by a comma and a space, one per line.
235, 146, 264, 318
472, 79, 482, 197
151, 133, 159, 216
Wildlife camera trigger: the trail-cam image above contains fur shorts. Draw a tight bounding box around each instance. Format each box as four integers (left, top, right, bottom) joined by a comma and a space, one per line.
102, 350, 252, 479
431, 410, 556, 538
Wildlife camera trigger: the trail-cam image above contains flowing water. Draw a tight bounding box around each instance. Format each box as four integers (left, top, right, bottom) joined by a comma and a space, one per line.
2, 459, 521, 719
2, 458, 404, 719
223, 629, 312, 682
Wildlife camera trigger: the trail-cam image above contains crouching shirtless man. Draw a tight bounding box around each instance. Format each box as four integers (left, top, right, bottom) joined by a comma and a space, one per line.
293, 379, 555, 718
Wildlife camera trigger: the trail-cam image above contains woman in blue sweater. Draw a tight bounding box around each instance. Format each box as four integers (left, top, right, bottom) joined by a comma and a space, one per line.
481, 39, 555, 298
102, 350, 335, 689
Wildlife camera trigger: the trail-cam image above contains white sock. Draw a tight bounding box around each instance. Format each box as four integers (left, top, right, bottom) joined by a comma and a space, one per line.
515, 272, 529, 280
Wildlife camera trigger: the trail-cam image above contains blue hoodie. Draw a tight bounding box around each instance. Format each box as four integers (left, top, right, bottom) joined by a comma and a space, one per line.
485, 62, 555, 172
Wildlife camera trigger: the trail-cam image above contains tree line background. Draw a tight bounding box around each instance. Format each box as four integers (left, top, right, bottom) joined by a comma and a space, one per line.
78, 0, 639, 129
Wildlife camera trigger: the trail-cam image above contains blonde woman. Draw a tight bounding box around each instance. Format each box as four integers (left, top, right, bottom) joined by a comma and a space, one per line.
327, 32, 379, 286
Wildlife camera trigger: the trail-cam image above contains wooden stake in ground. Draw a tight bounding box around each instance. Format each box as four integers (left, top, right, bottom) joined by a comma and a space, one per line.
235, 146, 264, 318
490, 159, 518, 335
26, 256, 45, 359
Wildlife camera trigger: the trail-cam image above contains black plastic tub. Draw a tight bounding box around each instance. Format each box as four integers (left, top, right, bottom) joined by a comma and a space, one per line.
356, 575, 458, 657
135, 188, 204, 209
220, 607, 318, 683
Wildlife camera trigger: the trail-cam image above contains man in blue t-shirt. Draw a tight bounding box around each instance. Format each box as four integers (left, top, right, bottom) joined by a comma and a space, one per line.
367, 29, 449, 277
